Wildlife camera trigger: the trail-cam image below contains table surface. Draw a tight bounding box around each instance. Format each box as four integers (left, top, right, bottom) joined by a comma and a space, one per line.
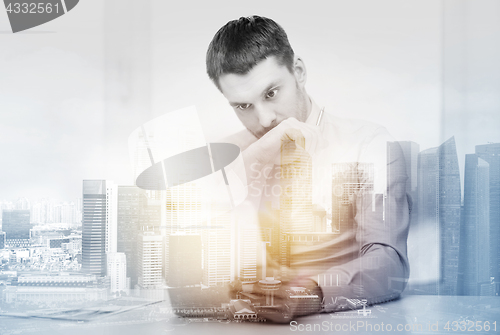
1, 295, 499, 335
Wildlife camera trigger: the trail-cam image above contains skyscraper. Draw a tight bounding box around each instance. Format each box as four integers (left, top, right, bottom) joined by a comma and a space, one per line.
105, 182, 118, 254
460, 154, 490, 295
279, 138, 313, 279
137, 231, 163, 288
202, 203, 232, 287
415, 137, 461, 295
438, 137, 462, 295
236, 207, 258, 282
417, 147, 439, 229
475, 143, 500, 292
280, 138, 313, 233
409, 146, 440, 294
117, 186, 146, 287
82, 180, 116, 276
165, 182, 205, 282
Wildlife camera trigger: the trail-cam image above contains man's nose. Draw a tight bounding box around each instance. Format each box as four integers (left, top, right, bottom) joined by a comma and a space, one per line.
255, 105, 277, 128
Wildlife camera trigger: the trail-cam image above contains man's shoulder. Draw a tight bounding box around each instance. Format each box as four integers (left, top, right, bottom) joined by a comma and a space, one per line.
323, 112, 393, 146
325, 112, 387, 134
220, 129, 258, 151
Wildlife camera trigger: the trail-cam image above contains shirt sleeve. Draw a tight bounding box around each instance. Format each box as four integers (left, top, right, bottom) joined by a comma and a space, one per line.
316, 127, 411, 312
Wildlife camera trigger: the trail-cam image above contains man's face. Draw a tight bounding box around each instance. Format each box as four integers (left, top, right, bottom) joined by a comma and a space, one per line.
218, 56, 310, 139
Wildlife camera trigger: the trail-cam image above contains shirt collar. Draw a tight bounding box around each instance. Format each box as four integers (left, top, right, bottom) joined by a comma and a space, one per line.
305, 97, 322, 125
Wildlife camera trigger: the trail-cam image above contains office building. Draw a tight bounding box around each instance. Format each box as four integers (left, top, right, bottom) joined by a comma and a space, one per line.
460, 154, 491, 295
137, 231, 163, 288
238, 213, 258, 282
202, 204, 232, 287
82, 180, 116, 276
165, 181, 205, 281
417, 146, 439, 230
475, 143, 500, 292
280, 138, 313, 233
105, 182, 118, 253
279, 138, 313, 279
416, 137, 461, 295
117, 186, 146, 286
438, 137, 462, 295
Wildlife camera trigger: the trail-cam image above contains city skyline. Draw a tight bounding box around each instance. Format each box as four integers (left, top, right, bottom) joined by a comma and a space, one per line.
1, 134, 499, 322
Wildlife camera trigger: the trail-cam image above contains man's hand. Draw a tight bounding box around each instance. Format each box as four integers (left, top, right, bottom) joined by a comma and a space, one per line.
256, 277, 323, 323
243, 117, 327, 183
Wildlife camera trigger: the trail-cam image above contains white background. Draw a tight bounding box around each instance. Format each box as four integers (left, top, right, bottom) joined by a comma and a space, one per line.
0, 0, 499, 201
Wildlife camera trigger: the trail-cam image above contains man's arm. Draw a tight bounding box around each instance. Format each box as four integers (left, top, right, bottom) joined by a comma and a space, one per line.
318, 135, 411, 312
317, 202, 410, 311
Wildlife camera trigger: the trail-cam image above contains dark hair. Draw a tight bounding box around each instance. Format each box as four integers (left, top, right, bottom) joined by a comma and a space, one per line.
206, 16, 295, 90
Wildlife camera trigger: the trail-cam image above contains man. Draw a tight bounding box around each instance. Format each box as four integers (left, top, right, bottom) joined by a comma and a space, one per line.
206, 16, 410, 320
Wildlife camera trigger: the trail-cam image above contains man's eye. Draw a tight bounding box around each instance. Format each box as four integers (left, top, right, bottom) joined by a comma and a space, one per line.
266, 89, 278, 99
236, 104, 251, 110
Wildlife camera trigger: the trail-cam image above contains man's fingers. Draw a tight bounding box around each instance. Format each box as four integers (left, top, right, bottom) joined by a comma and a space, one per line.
279, 117, 323, 155
246, 116, 326, 167
282, 128, 306, 149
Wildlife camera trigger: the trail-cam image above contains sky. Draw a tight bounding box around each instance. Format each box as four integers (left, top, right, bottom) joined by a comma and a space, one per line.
0, 0, 499, 202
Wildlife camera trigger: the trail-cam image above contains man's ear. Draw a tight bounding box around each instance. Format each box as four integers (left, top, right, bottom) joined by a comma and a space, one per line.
293, 56, 307, 87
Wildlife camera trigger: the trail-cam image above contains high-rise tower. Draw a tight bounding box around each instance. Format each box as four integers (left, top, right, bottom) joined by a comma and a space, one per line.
460, 154, 491, 295
202, 203, 232, 287
278, 138, 313, 279
117, 186, 146, 286
475, 143, 500, 293
415, 137, 461, 295
438, 137, 462, 295
82, 180, 117, 276
137, 231, 163, 289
